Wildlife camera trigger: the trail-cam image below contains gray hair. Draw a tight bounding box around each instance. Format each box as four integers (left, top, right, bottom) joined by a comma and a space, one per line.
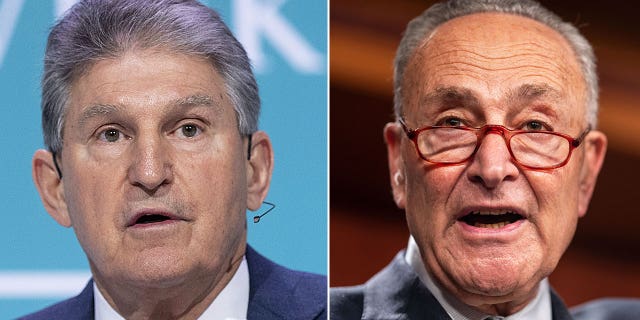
394, 0, 598, 127
42, 0, 260, 154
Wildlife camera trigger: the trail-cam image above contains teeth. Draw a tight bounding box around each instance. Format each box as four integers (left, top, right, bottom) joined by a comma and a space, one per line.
474, 222, 508, 228
460, 210, 524, 229
470, 210, 514, 216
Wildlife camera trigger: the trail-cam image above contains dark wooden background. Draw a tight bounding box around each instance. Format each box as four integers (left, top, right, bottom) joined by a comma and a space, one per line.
330, 0, 640, 306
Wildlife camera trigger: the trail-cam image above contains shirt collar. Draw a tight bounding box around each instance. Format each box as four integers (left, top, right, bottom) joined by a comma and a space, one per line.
94, 256, 250, 320
405, 236, 552, 320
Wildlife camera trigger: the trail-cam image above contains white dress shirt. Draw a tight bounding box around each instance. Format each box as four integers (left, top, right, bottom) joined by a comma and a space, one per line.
94, 256, 250, 320
405, 237, 552, 320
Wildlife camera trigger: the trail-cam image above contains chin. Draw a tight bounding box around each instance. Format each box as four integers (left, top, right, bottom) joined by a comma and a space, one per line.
466, 275, 523, 297
111, 250, 205, 289
451, 255, 540, 299
444, 273, 529, 309
132, 261, 192, 287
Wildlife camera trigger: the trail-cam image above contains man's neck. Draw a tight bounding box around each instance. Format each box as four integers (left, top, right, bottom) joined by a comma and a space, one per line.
92, 245, 245, 320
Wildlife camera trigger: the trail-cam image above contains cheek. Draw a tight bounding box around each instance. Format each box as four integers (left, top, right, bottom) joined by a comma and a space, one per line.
192, 146, 245, 189
64, 163, 119, 224
404, 162, 464, 237
525, 169, 581, 253
531, 167, 581, 216
406, 160, 462, 207
185, 145, 247, 218
62, 167, 124, 261
186, 154, 247, 256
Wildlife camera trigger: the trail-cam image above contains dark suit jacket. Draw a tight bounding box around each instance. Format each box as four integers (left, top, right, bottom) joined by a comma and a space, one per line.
330, 250, 573, 320
18, 245, 326, 320
572, 298, 640, 320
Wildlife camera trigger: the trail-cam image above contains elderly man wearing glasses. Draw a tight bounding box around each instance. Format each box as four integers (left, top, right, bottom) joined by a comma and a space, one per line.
329, 0, 640, 319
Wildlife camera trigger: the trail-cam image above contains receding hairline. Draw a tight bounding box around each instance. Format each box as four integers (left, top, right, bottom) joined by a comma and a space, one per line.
401, 11, 586, 114
409, 12, 583, 72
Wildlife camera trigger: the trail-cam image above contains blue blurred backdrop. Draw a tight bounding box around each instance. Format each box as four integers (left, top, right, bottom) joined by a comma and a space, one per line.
0, 0, 327, 317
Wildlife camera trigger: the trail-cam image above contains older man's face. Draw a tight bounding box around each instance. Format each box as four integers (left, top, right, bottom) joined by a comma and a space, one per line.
385, 13, 606, 311
48, 49, 254, 289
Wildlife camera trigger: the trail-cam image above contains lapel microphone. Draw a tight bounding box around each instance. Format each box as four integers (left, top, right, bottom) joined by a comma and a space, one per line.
253, 201, 275, 223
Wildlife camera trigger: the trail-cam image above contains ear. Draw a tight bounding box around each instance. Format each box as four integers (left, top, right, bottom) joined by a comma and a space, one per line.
384, 122, 407, 209
32, 149, 72, 227
245, 131, 274, 211
577, 131, 607, 217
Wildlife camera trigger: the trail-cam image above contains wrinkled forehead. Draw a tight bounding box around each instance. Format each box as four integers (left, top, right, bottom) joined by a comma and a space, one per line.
63, 48, 232, 128
402, 12, 587, 124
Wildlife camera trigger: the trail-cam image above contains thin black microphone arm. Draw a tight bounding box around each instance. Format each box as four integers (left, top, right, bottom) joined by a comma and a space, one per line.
253, 201, 275, 223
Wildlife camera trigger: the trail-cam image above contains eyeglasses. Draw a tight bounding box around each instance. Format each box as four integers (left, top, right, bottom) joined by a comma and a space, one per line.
399, 118, 590, 170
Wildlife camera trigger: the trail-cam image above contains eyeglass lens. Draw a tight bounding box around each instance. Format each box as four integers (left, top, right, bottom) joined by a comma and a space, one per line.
416, 128, 571, 168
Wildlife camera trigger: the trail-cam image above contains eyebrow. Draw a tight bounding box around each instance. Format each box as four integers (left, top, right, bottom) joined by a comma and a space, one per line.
78, 103, 121, 127
77, 94, 217, 127
422, 86, 481, 109
172, 94, 214, 108
507, 83, 563, 105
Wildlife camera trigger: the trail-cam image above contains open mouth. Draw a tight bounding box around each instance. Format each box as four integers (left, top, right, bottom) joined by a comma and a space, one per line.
127, 212, 180, 227
458, 211, 524, 229
135, 214, 172, 225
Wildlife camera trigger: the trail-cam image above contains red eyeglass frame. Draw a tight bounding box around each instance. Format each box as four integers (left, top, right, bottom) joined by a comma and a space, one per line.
398, 118, 591, 170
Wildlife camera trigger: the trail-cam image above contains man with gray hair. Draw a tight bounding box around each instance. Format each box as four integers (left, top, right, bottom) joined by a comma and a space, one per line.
331, 0, 637, 319
22, 0, 325, 319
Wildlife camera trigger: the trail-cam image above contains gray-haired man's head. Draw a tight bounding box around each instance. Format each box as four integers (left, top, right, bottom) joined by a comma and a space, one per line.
43, 0, 260, 154
393, 0, 598, 128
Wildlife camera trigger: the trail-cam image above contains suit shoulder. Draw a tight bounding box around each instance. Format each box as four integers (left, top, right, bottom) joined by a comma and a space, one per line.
17, 296, 88, 320
330, 285, 365, 320
572, 298, 640, 320
247, 245, 326, 300
251, 269, 327, 319
17, 280, 93, 320
17, 300, 66, 320
284, 269, 327, 301
290, 270, 327, 320
246, 246, 326, 319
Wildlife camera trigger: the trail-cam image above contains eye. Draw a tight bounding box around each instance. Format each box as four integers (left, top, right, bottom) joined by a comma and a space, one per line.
178, 123, 201, 138
98, 128, 123, 142
523, 120, 549, 131
438, 117, 464, 127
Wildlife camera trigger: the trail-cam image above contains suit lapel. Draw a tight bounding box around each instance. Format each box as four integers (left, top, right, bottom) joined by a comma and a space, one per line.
76, 280, 95, 320
361, 251, 450, 320
246, 245, 282, 319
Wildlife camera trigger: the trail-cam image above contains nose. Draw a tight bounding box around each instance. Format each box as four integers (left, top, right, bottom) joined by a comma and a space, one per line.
127, 133, 173, 193
466, 129, 519, 189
